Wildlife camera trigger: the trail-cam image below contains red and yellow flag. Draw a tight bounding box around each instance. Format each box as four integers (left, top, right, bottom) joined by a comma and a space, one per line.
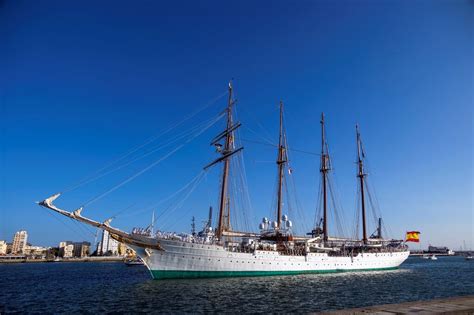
406, 231, 421, 242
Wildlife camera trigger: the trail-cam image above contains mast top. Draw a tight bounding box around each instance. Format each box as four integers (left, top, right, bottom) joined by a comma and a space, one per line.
278, 101, 284, 149
320, 112, 330, 169
356, 123, 365, 162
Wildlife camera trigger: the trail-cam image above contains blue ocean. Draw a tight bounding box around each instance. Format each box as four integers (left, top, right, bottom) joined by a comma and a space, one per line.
1, 256, 473, 313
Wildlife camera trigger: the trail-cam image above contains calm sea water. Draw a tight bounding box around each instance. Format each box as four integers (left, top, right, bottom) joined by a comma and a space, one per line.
1, 256, 473, 313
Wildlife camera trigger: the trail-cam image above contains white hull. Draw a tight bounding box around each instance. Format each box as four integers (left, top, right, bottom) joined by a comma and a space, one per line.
132, 239, 410, 279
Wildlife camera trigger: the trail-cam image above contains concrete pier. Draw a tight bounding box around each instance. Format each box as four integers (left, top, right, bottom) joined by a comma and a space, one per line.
320, 295, 474, 314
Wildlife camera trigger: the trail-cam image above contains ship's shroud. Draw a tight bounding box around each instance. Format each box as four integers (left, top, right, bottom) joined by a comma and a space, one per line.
38, 82, 410, 279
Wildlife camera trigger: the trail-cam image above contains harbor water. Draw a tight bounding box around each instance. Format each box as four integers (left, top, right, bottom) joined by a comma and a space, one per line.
1, 256, 473, 313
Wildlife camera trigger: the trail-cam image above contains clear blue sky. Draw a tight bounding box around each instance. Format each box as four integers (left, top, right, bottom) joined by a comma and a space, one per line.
1, 0, 472, 250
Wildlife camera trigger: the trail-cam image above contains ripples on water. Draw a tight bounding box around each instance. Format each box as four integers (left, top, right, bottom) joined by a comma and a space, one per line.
1, 256, 473, 313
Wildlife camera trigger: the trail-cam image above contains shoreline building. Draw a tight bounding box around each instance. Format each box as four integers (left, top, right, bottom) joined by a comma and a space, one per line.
97, 230, 119, 256
118, 242, 128, 256
59, 242, 74, 258
23, 245, 49, 258
73, 242, 90, 258
0, 240, 7, 255
64, 244, 74, 258
59, 241, 90, 258
12, 231, 28, 254
58, 241, 74, 258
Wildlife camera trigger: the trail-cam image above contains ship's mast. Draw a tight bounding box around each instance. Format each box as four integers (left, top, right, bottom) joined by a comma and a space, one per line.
207, 206, 213, 230
320, 113, 330, 243
204, 82, 242, 240
216, 83, 234, 239
356, 124, 368, 244
151, 210, 155, 236
191, 216, 196, 236
276, 101, 286, 229
377, 217, 382, 239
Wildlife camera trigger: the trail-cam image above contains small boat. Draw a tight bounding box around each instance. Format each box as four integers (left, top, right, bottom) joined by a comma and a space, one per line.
428, 254, 437, 260
465, 253, 473, 260
422, 254, 430, 259
124, 257, 144, 266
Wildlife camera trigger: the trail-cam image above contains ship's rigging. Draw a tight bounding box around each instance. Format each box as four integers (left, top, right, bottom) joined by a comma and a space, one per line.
356, 124, 368, 244
36, 81, 411, 281
38, 81, 404, 252
321, 113, 330, 243
276, 101, 287, 230
313, 114, 347, 241
203, 81, 244, 240
352, 125, 393, 241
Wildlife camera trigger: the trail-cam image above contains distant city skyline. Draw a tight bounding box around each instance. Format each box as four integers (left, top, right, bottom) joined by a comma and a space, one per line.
1, 1, 472, 250
0, 228, 128, 259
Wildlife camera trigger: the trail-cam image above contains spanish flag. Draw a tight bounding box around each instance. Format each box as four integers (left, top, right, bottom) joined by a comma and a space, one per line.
406, 231, 420, 242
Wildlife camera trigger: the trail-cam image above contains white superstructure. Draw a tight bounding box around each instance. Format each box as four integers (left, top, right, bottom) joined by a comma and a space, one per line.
128, 237, 409, 279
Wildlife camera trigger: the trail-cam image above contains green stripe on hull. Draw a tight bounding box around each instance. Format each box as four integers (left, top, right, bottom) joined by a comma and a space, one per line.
150, 267, 399, 280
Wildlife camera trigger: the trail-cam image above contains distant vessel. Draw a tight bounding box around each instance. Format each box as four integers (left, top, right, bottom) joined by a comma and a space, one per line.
38, 82, 409, 279
426, 245, 455, 256
422, 254, 437, 260
429, 255, 438, 261
124, 257, 144, 266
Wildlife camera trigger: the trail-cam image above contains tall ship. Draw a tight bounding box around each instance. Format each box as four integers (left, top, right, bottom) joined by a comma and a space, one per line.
39, 82, 409, 279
